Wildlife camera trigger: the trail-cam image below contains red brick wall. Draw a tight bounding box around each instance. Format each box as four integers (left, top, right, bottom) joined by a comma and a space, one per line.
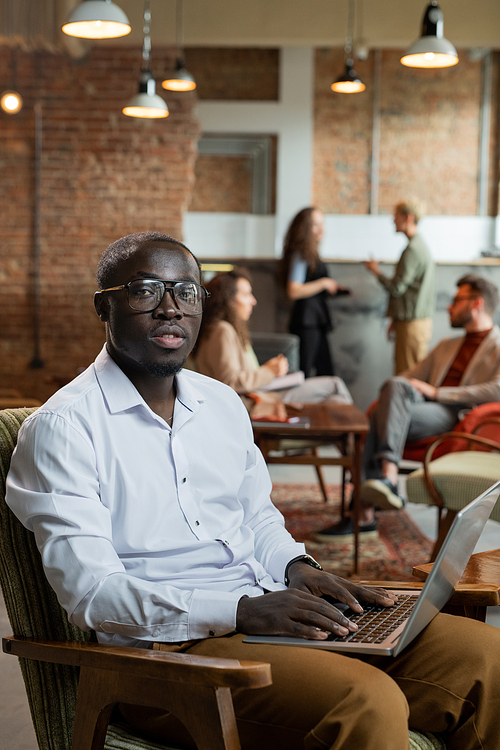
189, 154, 252, 212
314, 48, 495, 215
184, 48, 279, 100
0, 46, 200, 400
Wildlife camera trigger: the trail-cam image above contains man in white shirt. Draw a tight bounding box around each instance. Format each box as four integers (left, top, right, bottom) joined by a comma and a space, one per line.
6, 232, 500, 750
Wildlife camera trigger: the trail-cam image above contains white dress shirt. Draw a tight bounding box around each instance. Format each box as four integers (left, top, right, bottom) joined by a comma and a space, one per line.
6, 347, 305, 647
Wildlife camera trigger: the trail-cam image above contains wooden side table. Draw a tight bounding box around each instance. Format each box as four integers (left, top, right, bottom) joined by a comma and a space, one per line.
253, 402, 369, 574
412, 548, 500, 621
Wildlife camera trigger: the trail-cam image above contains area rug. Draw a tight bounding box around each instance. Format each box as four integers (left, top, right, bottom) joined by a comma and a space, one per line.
271, 482, 434, 581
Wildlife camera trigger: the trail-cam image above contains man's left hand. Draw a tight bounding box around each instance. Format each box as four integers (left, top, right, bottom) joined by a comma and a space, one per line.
407, 378, 438, 401
287, 561, 397, 611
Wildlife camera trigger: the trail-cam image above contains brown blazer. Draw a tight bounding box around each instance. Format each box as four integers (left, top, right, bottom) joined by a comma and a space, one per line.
400, 325, 500, 405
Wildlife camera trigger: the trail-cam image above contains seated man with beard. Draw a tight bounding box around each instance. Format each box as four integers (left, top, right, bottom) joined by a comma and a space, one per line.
317, 273, 500, 540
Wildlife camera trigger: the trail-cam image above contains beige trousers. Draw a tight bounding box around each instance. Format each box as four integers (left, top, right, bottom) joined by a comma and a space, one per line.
394, 318, 433, 374
120, 612, 500, 750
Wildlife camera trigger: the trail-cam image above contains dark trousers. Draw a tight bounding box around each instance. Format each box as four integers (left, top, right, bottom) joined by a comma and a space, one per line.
363, 376, 462, 480
296, 327, 334, 378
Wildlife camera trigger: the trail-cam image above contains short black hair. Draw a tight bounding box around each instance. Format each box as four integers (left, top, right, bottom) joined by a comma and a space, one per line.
96, 231, 201, 289
456, 273, 499, 317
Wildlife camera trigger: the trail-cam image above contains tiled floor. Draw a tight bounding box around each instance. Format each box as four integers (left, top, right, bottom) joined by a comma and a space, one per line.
1, 458, 499, 750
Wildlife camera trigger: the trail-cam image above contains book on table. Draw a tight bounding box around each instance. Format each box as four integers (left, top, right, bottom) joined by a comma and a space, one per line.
258, 371, 305, 392
251, 415, 311, 428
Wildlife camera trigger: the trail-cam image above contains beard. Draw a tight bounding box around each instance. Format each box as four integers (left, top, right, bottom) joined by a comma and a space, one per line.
450, 309, 473, 328
140, 356, 187, 378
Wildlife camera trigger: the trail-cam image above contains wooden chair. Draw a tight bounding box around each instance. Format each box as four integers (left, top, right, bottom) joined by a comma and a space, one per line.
0, 408, 271, 750
0, 407, 445, 750
406, 431, 500, 560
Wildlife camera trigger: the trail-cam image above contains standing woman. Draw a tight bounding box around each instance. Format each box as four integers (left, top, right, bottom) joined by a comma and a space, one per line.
280, 207, 347, 378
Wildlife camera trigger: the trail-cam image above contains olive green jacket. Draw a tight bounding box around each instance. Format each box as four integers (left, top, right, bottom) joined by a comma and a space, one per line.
378, 234, 435, 321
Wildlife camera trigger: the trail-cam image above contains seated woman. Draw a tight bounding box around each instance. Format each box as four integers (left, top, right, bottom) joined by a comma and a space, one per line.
194, 268, 352, 411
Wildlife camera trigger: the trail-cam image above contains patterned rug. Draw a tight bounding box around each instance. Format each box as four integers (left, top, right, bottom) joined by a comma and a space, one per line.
271, 482, 434, 581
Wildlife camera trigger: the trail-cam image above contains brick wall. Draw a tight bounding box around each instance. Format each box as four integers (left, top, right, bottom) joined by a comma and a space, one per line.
184, 48, 280, 100
0, 46, 200, 400
314, 48, 497, 216
189, 154, 252, 212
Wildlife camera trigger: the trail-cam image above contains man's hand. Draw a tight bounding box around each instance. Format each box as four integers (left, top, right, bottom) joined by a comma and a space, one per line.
407, 378, 437, 401
286, 560, 397, 611
236, 565, 396, 641
363, 259, 381, 277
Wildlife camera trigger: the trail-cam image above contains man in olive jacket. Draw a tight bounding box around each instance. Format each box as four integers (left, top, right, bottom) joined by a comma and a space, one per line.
364, 199, 435, 374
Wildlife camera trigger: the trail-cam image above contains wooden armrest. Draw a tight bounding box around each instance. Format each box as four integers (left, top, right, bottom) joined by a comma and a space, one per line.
2, 636, 272, 690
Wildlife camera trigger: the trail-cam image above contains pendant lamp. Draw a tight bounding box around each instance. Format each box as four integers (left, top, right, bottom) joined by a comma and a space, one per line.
162, 0, 196, 92
331, 0, 365, 93
1, 50, 23, 115
401, 1, 458, 68
0, 90, 23, 114
122, 0, 169, 119
62, 0, 131, 39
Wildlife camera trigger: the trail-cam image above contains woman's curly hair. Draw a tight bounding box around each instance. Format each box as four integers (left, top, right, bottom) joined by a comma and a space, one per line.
195, 267, 253, 351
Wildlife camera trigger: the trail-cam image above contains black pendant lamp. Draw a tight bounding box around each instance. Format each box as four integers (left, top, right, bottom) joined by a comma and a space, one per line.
331, 0, 365, 94
162, 0, 196, 92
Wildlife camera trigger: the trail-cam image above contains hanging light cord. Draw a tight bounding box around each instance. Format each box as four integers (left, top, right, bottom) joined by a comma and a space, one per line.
10, 47, 18, 91
176, 0, 183, 51
141, 0, 152, 70
344, 0, 355, 60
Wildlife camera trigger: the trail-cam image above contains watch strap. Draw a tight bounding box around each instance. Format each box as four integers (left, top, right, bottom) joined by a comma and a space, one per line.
284, 554, 323, 586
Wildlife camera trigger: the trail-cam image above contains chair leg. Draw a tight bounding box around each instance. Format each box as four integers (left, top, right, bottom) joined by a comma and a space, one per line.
314, 464, 329, 503
430, 508, 457, 562
340, 466, 347, 517
72, 666, 242, 750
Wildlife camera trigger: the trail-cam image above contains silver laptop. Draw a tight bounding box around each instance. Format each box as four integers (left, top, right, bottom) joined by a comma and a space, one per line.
245, 481, 500, 657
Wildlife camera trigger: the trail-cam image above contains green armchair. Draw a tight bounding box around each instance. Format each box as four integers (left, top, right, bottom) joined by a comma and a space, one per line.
0, 408, 443, 750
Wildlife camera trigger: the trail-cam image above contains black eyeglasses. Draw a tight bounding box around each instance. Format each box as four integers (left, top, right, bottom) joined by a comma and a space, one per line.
99, 279, 210, 316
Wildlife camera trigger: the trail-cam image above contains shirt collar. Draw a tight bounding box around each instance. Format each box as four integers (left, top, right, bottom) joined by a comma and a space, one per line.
94, 345, 205, 418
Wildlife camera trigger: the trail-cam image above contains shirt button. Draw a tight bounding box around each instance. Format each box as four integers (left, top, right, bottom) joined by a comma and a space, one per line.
152, 629, 160, 637
182, 477, 186, 483
195, 520, 200, 526
209, 630, 215, 637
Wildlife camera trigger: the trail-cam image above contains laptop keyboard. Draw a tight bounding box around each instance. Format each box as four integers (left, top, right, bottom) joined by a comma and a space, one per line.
327, 594, 419, 643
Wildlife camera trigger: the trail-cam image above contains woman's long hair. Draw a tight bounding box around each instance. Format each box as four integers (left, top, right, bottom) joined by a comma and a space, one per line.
195, 268, 252, 352
279, 207, 321, 288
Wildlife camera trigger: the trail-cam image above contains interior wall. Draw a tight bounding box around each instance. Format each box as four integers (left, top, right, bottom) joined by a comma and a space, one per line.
314, 48, 484, 215
185, 47, 500, 261
0, 46, 200, 400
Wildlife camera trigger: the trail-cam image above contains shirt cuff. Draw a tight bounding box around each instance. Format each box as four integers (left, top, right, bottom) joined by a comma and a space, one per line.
266, 542, 307, 585
188, 589, 243, 639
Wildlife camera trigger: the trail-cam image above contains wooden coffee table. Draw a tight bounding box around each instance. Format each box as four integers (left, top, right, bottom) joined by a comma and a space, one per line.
411, 548, 500, 620
252, 402, 369, 574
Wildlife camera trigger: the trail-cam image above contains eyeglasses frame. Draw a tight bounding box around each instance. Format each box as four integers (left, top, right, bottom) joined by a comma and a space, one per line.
99, 278, 210, 316
449, 294, 481, 307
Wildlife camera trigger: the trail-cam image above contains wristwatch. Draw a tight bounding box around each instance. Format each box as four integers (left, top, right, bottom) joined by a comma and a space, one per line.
284, 554, 323, 586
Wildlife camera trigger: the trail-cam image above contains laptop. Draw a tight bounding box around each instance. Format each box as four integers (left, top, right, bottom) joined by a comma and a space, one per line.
244, 481, 500, 657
